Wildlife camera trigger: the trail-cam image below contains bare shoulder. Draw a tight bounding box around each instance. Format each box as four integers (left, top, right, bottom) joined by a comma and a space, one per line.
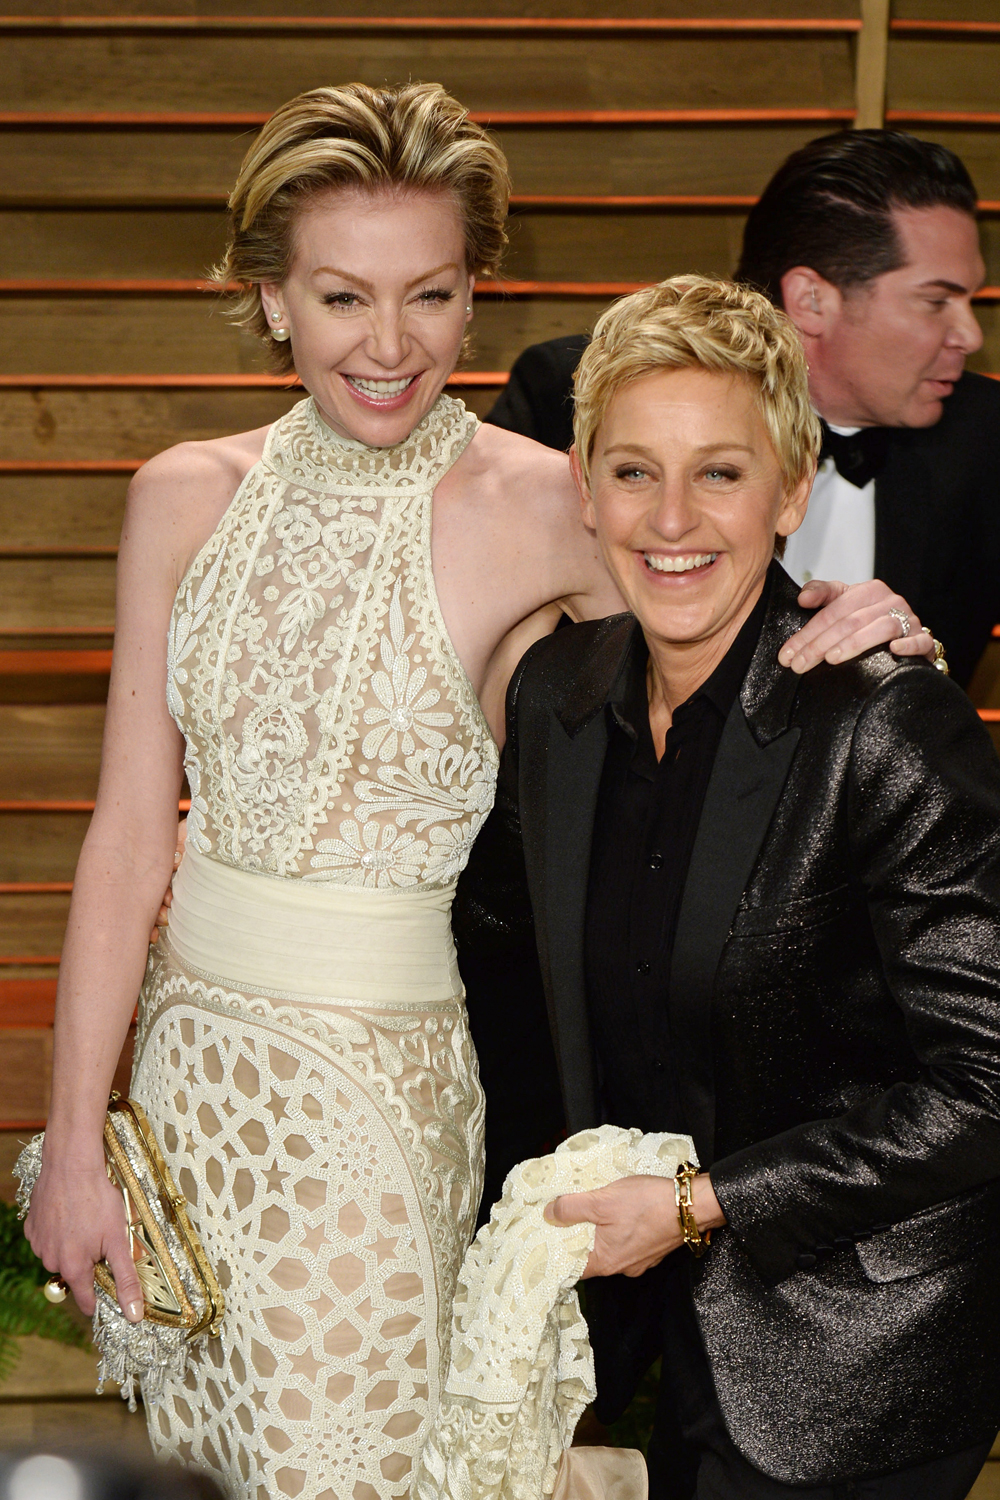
459, 421, 579, 523
121, 424, 271, 584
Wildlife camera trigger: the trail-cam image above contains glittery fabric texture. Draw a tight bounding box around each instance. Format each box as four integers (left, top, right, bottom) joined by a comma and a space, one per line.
464, 565, 1000, 1484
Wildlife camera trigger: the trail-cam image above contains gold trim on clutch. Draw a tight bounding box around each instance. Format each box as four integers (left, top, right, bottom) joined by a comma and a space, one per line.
97, 1093, 224, 1339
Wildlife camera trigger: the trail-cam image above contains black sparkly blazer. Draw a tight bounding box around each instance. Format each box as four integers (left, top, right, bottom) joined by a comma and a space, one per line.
454, 563, 1000, 1486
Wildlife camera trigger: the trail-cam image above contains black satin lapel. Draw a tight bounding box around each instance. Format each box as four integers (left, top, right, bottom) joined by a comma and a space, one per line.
543, 710, 608, 1132
670, 704, 801, 1165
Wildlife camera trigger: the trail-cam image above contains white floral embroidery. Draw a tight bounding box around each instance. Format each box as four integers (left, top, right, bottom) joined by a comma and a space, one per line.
310, 819, 430, 888
166, 395, 498, 886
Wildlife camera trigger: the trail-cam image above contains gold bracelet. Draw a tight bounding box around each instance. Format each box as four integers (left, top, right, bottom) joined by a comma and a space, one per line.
674, 1161, 710, 1258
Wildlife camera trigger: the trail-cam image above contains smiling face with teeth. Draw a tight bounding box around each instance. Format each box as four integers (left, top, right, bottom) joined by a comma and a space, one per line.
259, 187, 474, 447
572, 365, 811, 707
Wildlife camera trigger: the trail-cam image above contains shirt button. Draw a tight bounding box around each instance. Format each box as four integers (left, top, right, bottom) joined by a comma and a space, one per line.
795, 1251, 818, 1270
636, 961, 651, 976
649, 853, 664, 871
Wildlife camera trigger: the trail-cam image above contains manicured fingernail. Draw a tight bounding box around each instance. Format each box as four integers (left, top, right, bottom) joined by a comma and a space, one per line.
543, 1203, 558, 1225
779, 648, 793, 665
828, 648, 843, 662
126, 1301, 143, 1322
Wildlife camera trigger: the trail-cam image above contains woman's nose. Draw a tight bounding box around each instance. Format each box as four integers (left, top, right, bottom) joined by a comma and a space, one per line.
366, 312, 410, 368
649, 481, 699, 538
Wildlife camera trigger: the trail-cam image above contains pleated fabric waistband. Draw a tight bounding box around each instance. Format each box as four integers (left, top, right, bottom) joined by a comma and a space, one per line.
167, 846, 462, 1005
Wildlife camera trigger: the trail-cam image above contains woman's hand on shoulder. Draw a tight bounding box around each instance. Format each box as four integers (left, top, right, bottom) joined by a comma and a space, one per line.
778, 578, 936, 674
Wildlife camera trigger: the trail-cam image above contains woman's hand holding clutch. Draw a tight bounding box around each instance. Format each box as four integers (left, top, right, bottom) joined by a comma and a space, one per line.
24, 1151, 144, 1323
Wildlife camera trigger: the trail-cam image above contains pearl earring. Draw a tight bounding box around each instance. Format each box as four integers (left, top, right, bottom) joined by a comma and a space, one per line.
271, 327, 290, 342
466, 305, 472, 314
270, 310, 282, 323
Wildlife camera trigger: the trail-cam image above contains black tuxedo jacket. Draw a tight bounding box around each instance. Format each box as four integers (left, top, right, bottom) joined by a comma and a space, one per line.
455, 565, 1000, 1485
487, 348, 1000, 687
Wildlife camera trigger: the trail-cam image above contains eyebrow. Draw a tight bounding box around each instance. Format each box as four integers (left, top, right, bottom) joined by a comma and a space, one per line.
602, 441, 755, 459
915, 278, 974, 295
311, 262, 460, 292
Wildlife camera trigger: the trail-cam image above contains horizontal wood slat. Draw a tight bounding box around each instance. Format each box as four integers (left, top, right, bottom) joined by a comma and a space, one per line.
0, 17, 865, 34
0, 110, 860, 127
0, 28, 857, 113
0, 123, 841, 199
0, 882, 73, 893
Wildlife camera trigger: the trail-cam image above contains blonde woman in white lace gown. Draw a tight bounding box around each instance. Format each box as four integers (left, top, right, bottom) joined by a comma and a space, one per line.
23, 82, 934, 1500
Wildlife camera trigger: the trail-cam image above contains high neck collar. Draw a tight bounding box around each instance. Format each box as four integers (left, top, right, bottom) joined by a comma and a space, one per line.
263, 392, 480, 490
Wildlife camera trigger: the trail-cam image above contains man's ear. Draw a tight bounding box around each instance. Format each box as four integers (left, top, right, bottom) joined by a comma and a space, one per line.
568, 444, 597, 533
780, 267, 839, 340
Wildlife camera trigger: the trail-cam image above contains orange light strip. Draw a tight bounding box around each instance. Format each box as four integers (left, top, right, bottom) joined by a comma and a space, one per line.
0, 798, 191, 811
0, 955, 59, 965
0, 15, 864, 32
891, 20, 1000, 34
886, 110, 1000, 126
0, 650, 112, 672
0, 371, 507, 387
5, 278, 1000, 302
0, 277, 642, 296
0, 460, 142, 472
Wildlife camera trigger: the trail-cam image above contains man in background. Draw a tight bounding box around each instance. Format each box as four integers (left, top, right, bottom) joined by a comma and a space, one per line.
487, 130, 1000, 688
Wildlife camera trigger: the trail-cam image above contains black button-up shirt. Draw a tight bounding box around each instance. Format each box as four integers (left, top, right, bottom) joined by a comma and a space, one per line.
584, 591, 768, 1133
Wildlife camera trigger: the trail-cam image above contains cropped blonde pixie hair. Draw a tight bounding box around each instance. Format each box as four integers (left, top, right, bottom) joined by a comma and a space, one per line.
214, 82, 511, 372
573, 275, 820, 494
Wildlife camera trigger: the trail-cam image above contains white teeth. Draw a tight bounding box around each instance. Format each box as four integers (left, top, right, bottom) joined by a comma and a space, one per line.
347, 375, 414, 397
643, 552, 718, 573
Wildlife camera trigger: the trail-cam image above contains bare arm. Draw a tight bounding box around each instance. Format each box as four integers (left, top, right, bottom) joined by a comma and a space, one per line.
24, 441, 251, 1317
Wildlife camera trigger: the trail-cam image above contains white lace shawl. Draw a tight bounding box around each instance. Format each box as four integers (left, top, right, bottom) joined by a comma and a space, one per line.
413, 1125, 697, 1500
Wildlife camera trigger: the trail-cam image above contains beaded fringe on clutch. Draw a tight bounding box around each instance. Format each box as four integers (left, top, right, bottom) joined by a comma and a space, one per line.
14, 1093, 224, 1411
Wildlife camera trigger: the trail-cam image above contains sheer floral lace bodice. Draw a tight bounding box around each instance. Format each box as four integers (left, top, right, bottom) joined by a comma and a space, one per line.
167, 393, 498, 888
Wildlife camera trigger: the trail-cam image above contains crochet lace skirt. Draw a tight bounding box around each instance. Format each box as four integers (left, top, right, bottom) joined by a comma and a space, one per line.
132, 848, 484, 1500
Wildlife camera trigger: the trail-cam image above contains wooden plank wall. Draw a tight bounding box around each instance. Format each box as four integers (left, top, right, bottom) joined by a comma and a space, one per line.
1, 0, 999, 1158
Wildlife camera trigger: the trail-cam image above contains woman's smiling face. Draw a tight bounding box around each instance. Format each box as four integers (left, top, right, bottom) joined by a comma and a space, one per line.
574, 366, 811, 659
260, 186, 474, 447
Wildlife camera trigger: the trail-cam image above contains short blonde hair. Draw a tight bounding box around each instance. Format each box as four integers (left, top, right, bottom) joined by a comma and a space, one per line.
573, 275, 820, 493
214, 81, 511, 372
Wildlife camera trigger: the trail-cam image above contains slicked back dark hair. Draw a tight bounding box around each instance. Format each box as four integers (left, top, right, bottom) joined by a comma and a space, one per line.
735, 129, 978, 306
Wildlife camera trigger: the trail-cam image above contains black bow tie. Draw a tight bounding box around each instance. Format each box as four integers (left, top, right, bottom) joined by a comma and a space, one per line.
818, 420, 890, 489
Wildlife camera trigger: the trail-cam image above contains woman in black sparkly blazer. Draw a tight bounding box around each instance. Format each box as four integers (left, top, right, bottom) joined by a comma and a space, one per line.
455, 276, 1000, 1499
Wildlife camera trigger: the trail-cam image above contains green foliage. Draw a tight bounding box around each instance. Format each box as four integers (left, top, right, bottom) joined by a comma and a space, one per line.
0, 1199, 90, 1382
607, 1360, 660, 1456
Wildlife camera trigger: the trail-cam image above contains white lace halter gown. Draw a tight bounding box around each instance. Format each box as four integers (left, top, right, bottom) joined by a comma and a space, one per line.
133, 393, 498, 1500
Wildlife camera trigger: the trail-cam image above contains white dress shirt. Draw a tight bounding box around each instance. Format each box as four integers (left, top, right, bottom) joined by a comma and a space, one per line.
782, 423, 877, 587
